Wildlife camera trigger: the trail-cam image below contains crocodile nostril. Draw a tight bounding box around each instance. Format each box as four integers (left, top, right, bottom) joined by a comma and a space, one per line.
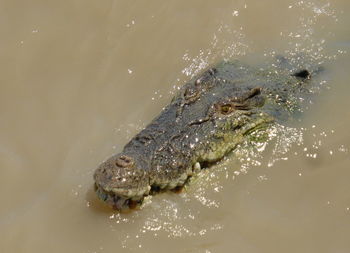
115, 155, 134, 168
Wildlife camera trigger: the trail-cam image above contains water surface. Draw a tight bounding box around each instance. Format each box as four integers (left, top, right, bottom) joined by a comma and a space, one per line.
0, 0, 350, 252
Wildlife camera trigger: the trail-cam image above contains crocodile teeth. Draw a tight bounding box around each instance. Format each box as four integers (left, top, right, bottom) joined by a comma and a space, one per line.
193, 162, 201, 172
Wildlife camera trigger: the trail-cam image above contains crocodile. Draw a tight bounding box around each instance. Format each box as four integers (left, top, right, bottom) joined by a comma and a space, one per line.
93, 57, 320, 210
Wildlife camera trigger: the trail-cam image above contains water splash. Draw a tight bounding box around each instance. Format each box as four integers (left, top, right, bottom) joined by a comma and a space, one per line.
182, 22, 249, 78
98, 1, 345, 249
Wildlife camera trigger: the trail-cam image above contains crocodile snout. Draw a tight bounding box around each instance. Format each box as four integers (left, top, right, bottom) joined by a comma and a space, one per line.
93, 153, 151, 209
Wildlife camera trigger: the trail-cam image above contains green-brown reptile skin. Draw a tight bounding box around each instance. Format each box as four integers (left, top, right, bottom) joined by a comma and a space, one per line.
93, 57, 320, 210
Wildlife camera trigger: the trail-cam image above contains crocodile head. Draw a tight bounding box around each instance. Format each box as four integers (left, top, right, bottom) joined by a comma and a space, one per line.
93, 60, 311, 210
94, 73, 273, 210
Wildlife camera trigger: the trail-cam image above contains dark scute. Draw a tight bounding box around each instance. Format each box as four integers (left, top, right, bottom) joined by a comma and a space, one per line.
292, 69, 310, 79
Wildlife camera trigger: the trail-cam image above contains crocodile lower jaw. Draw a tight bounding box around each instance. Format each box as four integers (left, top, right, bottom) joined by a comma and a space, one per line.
94, 163, 201, 210
94, 183, 150, 210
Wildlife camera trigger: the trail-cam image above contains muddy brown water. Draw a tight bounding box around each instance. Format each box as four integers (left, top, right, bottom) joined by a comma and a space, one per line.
1, 0, 350, 252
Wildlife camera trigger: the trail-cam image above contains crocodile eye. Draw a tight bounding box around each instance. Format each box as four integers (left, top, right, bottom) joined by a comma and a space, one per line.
217, 104, 234, 115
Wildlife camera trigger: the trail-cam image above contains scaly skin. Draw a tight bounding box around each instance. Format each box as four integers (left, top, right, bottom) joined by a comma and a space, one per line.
93, 58, 316, 210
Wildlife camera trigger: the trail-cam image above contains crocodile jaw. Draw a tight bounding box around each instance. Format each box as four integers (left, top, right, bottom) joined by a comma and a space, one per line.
94, 183, 151, 210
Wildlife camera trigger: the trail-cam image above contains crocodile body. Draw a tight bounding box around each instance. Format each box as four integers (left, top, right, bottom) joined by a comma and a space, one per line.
93, 58, 318, 210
